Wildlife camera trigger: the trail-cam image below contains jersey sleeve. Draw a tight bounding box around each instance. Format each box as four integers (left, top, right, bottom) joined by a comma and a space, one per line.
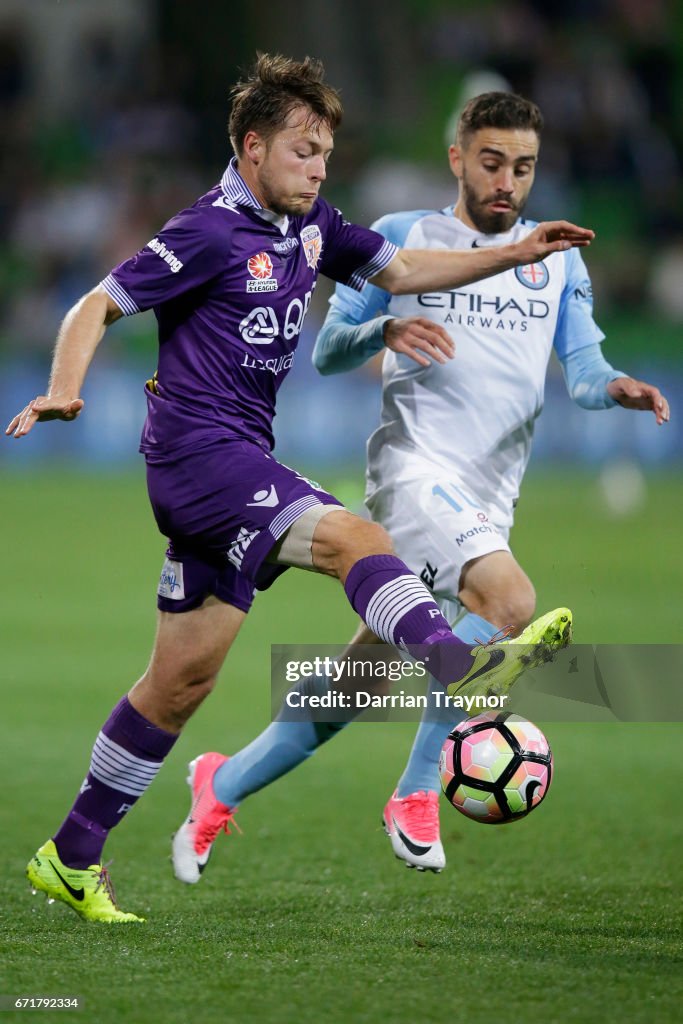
101, 206, 230, 315
314, 210, 436, 374
312, 306, 391, 375
327, 210, 435, 324
559, 343, 627, 409
553, 247, 606, 359
317, 200, 398, 292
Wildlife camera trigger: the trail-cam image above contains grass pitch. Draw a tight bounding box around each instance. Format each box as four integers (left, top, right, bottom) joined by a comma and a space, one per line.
1, 469, 682, 1024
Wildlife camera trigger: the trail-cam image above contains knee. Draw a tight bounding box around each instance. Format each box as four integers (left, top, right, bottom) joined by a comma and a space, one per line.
313, 511, 393, 579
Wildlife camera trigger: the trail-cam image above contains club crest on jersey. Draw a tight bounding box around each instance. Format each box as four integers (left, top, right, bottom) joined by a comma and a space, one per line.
515, 261, 549, 290
247, 252, 278, 292
300, 225, 323, 270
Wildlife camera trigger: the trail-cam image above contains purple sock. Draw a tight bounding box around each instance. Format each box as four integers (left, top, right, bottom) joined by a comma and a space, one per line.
53, 696, 178, 868
344, 554, 476, 685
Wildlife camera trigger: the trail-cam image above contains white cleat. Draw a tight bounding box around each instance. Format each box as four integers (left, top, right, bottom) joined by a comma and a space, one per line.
382, 789, 446, 874
172, 752, 240, 884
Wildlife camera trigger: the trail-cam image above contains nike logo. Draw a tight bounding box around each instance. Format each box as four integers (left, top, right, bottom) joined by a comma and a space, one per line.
393, 818, 432, 857
454, 648, 506, 691
471, 240, 482, 247
49, 860, 85, 901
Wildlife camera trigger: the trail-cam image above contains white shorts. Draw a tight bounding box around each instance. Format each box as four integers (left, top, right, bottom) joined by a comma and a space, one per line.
366, 465, 511, 622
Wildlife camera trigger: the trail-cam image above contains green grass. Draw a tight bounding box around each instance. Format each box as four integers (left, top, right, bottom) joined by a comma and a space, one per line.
1, 469, 682, 1024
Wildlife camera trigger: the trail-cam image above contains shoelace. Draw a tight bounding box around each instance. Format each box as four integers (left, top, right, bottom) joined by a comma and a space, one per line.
399, 792, 439, 842
93, 861, 119, 907
474, 624, 514, 647
196, 809, 242, 851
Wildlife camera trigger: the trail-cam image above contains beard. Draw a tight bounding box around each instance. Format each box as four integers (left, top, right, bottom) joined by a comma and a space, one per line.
268, 194, 316, 217
258, 165, 316, 217
462, 176, 528, 234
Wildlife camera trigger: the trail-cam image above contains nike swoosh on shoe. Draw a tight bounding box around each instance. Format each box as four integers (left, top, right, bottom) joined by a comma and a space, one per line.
454, 648, 506, 691
393, 819, 432, 857
49, 861, 85, 901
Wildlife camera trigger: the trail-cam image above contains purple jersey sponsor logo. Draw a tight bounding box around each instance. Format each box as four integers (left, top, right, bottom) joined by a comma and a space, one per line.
241, 352, 294, 375
239, 307, 280, 345
102, 159, 398, 457
147, 237, 184, 273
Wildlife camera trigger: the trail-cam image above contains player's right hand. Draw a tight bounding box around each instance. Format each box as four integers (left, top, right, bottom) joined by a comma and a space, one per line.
383, 317, 455, 368
5, 395, 85, 438
517, 221, 595, 264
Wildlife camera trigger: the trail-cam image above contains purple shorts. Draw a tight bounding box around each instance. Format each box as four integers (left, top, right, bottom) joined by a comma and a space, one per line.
146, 438, 342, 614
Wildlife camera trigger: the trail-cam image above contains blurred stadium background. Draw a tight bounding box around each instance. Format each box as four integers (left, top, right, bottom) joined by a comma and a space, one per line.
2, 3, 682, 1022
1, 0, 682, 474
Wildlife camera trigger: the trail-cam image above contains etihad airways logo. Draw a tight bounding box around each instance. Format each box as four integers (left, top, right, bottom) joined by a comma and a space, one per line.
418, 292, 549, 317
417, 289, 550, 332
147, 237, 184, 274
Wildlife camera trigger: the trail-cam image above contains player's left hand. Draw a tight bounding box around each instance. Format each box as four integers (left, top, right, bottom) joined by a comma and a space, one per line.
518, 220, 595, 263
606, 377, 670, 424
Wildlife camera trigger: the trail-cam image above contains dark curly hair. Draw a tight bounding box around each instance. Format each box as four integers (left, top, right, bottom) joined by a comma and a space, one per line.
457, 92, 543, 147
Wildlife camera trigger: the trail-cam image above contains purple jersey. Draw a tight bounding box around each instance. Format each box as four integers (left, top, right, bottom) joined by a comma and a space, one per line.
102, 159, 397, 457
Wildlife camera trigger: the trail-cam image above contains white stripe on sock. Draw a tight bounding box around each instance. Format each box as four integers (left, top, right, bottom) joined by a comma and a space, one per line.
89, 732, 162, 798
365, 575, 435, 643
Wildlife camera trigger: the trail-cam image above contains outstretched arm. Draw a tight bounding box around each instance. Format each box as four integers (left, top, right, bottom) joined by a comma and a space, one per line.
5, 286, 122, 438
560, 344, 669, 424
371, 220, 594, 295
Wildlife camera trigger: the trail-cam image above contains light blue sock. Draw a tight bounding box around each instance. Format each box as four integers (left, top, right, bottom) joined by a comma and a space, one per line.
395, 612, 498, 798
212, 680, 346, 807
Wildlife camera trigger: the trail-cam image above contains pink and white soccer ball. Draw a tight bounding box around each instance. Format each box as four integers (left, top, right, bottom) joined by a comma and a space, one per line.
439, 712, 553, 824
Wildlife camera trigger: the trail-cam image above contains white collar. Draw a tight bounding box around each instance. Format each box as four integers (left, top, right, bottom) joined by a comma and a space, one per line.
221, 158, 289, 235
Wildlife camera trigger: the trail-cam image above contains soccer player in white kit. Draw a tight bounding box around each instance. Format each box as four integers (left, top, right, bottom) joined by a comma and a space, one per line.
311, 91, 668, 870
177, 92, 668, 878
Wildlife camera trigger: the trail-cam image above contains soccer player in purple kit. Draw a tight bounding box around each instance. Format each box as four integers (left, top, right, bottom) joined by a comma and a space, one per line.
7, 55, 591, 922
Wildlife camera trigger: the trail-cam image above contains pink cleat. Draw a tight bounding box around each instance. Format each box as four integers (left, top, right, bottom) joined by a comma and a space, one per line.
382, 789, 445, 873
172, 752, 240, 884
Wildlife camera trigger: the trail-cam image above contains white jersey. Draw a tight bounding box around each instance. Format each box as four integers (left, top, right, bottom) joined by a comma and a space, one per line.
329, 209, 604, 528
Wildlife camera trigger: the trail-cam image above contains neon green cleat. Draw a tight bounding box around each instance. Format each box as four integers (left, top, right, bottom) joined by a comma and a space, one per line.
26, 840, 144, 923
447, 607, 573, 708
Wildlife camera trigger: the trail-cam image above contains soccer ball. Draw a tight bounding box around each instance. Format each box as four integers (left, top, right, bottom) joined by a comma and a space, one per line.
439, 712, 553, 824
